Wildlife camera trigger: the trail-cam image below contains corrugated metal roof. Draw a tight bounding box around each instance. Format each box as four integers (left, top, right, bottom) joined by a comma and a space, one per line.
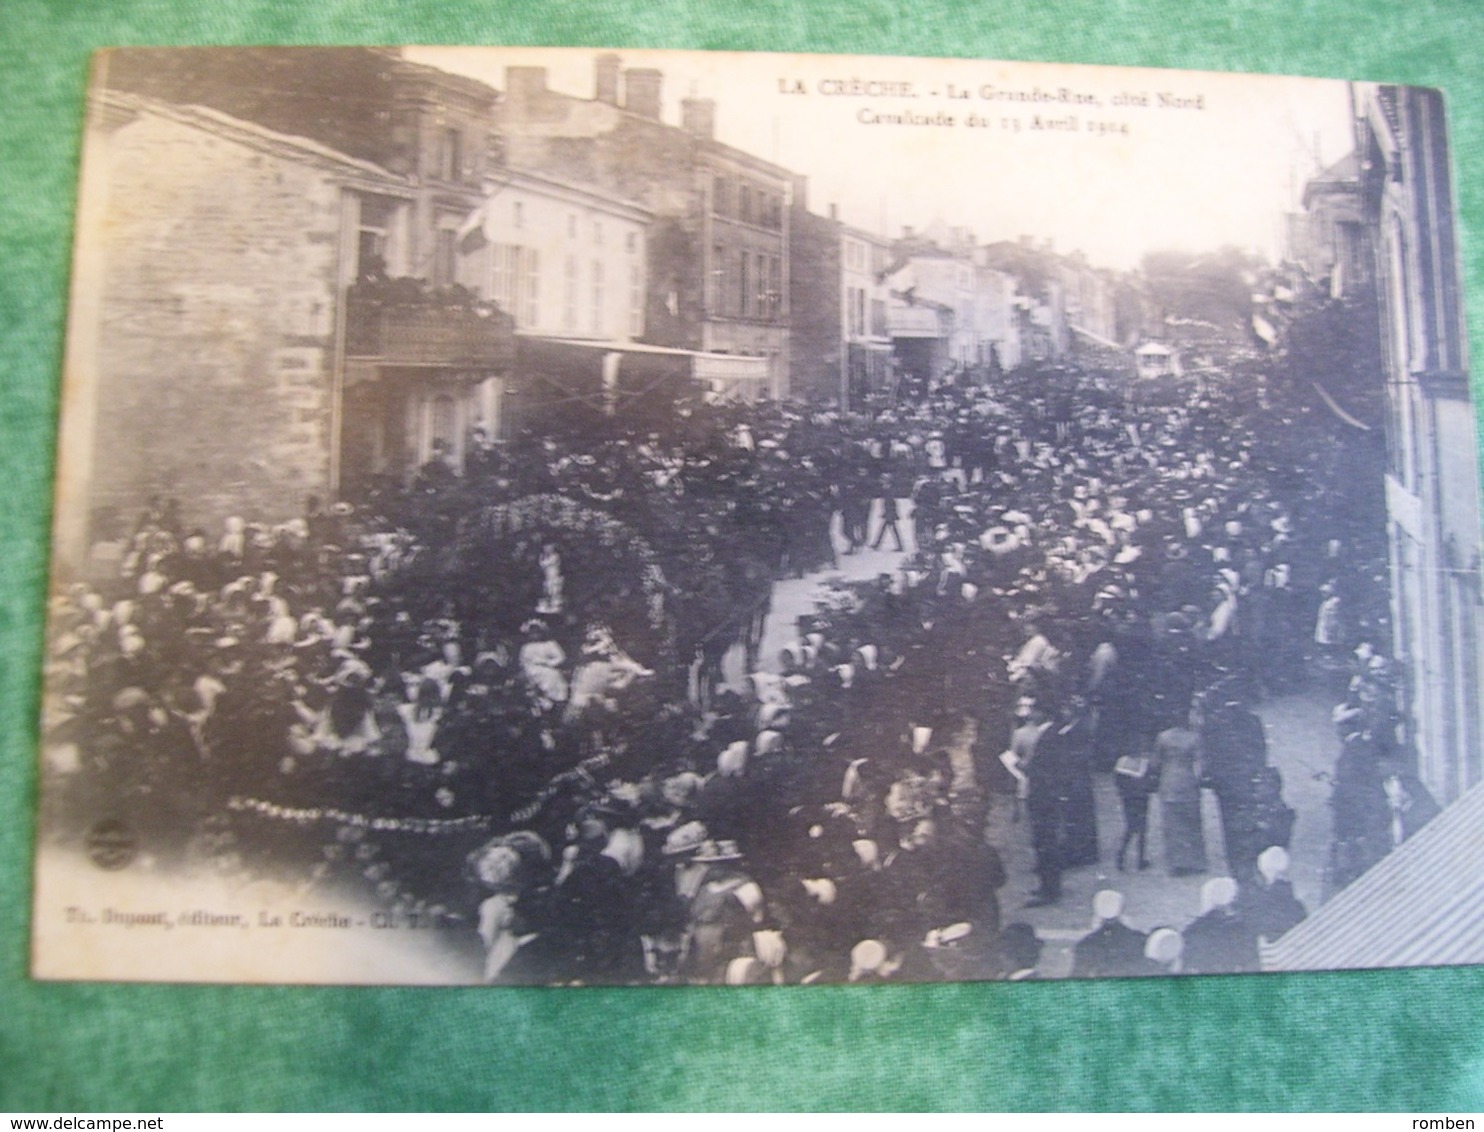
1261, 779, 1484, 971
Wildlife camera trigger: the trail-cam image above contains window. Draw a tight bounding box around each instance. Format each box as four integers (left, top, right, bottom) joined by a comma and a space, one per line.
564, 255, 578, 332
439, 127, 463, 183
591, 260, 604, 335
711, 243, 726, 313
356, 197, 397, 280
740, 185, 752, 225
739, 250, 750, 318
434, 228, 458, 288
431, 394, 458, 452
713, 175, 729, 217
568, 214, 578, 238
492, 245, 540, 328
755, 252, 766, 318
522, 248, 539, 329
357, 228, 385, 279
492, 245, 514, 311
766, 194, 777, 230
592, 220, 603, 246
512, 201, 524, 229
629, 264, 643, 337
625, 231, 638, 254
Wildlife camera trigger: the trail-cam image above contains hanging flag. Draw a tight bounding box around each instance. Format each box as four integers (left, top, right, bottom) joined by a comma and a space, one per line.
457, 201, 488, 255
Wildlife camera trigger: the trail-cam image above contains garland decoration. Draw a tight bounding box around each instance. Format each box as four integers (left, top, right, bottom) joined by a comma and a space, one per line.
452, 493, 677, 665
226, 796, 493, 835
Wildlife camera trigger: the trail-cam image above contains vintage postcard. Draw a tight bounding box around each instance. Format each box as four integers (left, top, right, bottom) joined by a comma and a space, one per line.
32, 46, 1484, 984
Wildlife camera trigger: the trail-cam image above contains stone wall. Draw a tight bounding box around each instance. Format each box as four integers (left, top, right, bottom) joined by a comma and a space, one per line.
89, 108, 346, 534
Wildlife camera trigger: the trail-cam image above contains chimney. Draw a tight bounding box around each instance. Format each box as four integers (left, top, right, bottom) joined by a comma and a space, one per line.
624, 68, 663, 120
505, 66, 548, 120
903, 225, 915, 240
595, 54, 621, 106
681, 97, 715, 139
792, 174, 809, 213
828, 203, 839, 221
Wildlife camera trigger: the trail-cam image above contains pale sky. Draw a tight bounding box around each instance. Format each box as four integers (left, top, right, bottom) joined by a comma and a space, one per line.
407, 46, 1354, 273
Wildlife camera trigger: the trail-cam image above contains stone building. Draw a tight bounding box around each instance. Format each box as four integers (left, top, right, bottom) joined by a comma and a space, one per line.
882, 233, 977, 387
63, 48, 524, 549
1055, 252, 1121, 349
1287, 151, 1368, 298
788, 194, 892, 409
57, 88, 438, 569
495, 56, 791, 399
980, 238, 1071, 363
970, 260, 1022, 374
101, 48, 504, 291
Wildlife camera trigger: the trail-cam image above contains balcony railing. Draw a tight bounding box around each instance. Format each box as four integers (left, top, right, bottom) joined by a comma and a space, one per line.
346, 294, 515, 369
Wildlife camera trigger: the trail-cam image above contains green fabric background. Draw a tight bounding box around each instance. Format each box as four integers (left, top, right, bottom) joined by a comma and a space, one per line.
3, 0, 1484, 1112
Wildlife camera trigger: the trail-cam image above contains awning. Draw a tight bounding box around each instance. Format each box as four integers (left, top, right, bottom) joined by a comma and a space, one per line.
513, 335, 772, 409
1260, 778, 1484, 971
515, 336, 695, 415
1069, 323, 1121, 350
887, 306, 946, 338
692, 352, 772, 402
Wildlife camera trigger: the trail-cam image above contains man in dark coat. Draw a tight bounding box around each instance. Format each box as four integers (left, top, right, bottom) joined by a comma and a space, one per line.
1024, 700, 1084, 907
1200, 693, 1268, 883
871, 477, 905, 552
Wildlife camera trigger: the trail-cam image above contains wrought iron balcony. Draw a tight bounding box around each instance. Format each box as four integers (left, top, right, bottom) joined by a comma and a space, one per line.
346, 289, 516, 369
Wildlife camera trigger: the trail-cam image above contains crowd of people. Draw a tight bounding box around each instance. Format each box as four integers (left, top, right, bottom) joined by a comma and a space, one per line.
39, 352, 1440, 982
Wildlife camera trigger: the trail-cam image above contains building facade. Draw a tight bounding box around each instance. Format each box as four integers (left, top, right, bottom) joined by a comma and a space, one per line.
326, 56, 520, 493
1289, 152, 1369, 299
882, 242, 977, 386
58, 90, 429, 568
788, 195, 892, 409
1353, 83, 1484, 807
97, 48, 523, 506
981, 238, 1072, 364
970, 261, 1022, 373
496, 58, 791, 398
1056, 253, 1121, 348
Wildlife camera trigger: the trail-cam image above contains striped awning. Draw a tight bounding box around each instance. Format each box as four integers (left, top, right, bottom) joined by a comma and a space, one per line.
1261, 779, 1484, 971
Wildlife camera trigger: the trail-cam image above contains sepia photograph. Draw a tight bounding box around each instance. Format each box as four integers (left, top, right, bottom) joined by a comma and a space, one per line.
31, 45, 1484, 985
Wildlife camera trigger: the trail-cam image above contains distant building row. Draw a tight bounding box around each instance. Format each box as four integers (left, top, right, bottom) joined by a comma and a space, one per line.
62, 47, 1138, 564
